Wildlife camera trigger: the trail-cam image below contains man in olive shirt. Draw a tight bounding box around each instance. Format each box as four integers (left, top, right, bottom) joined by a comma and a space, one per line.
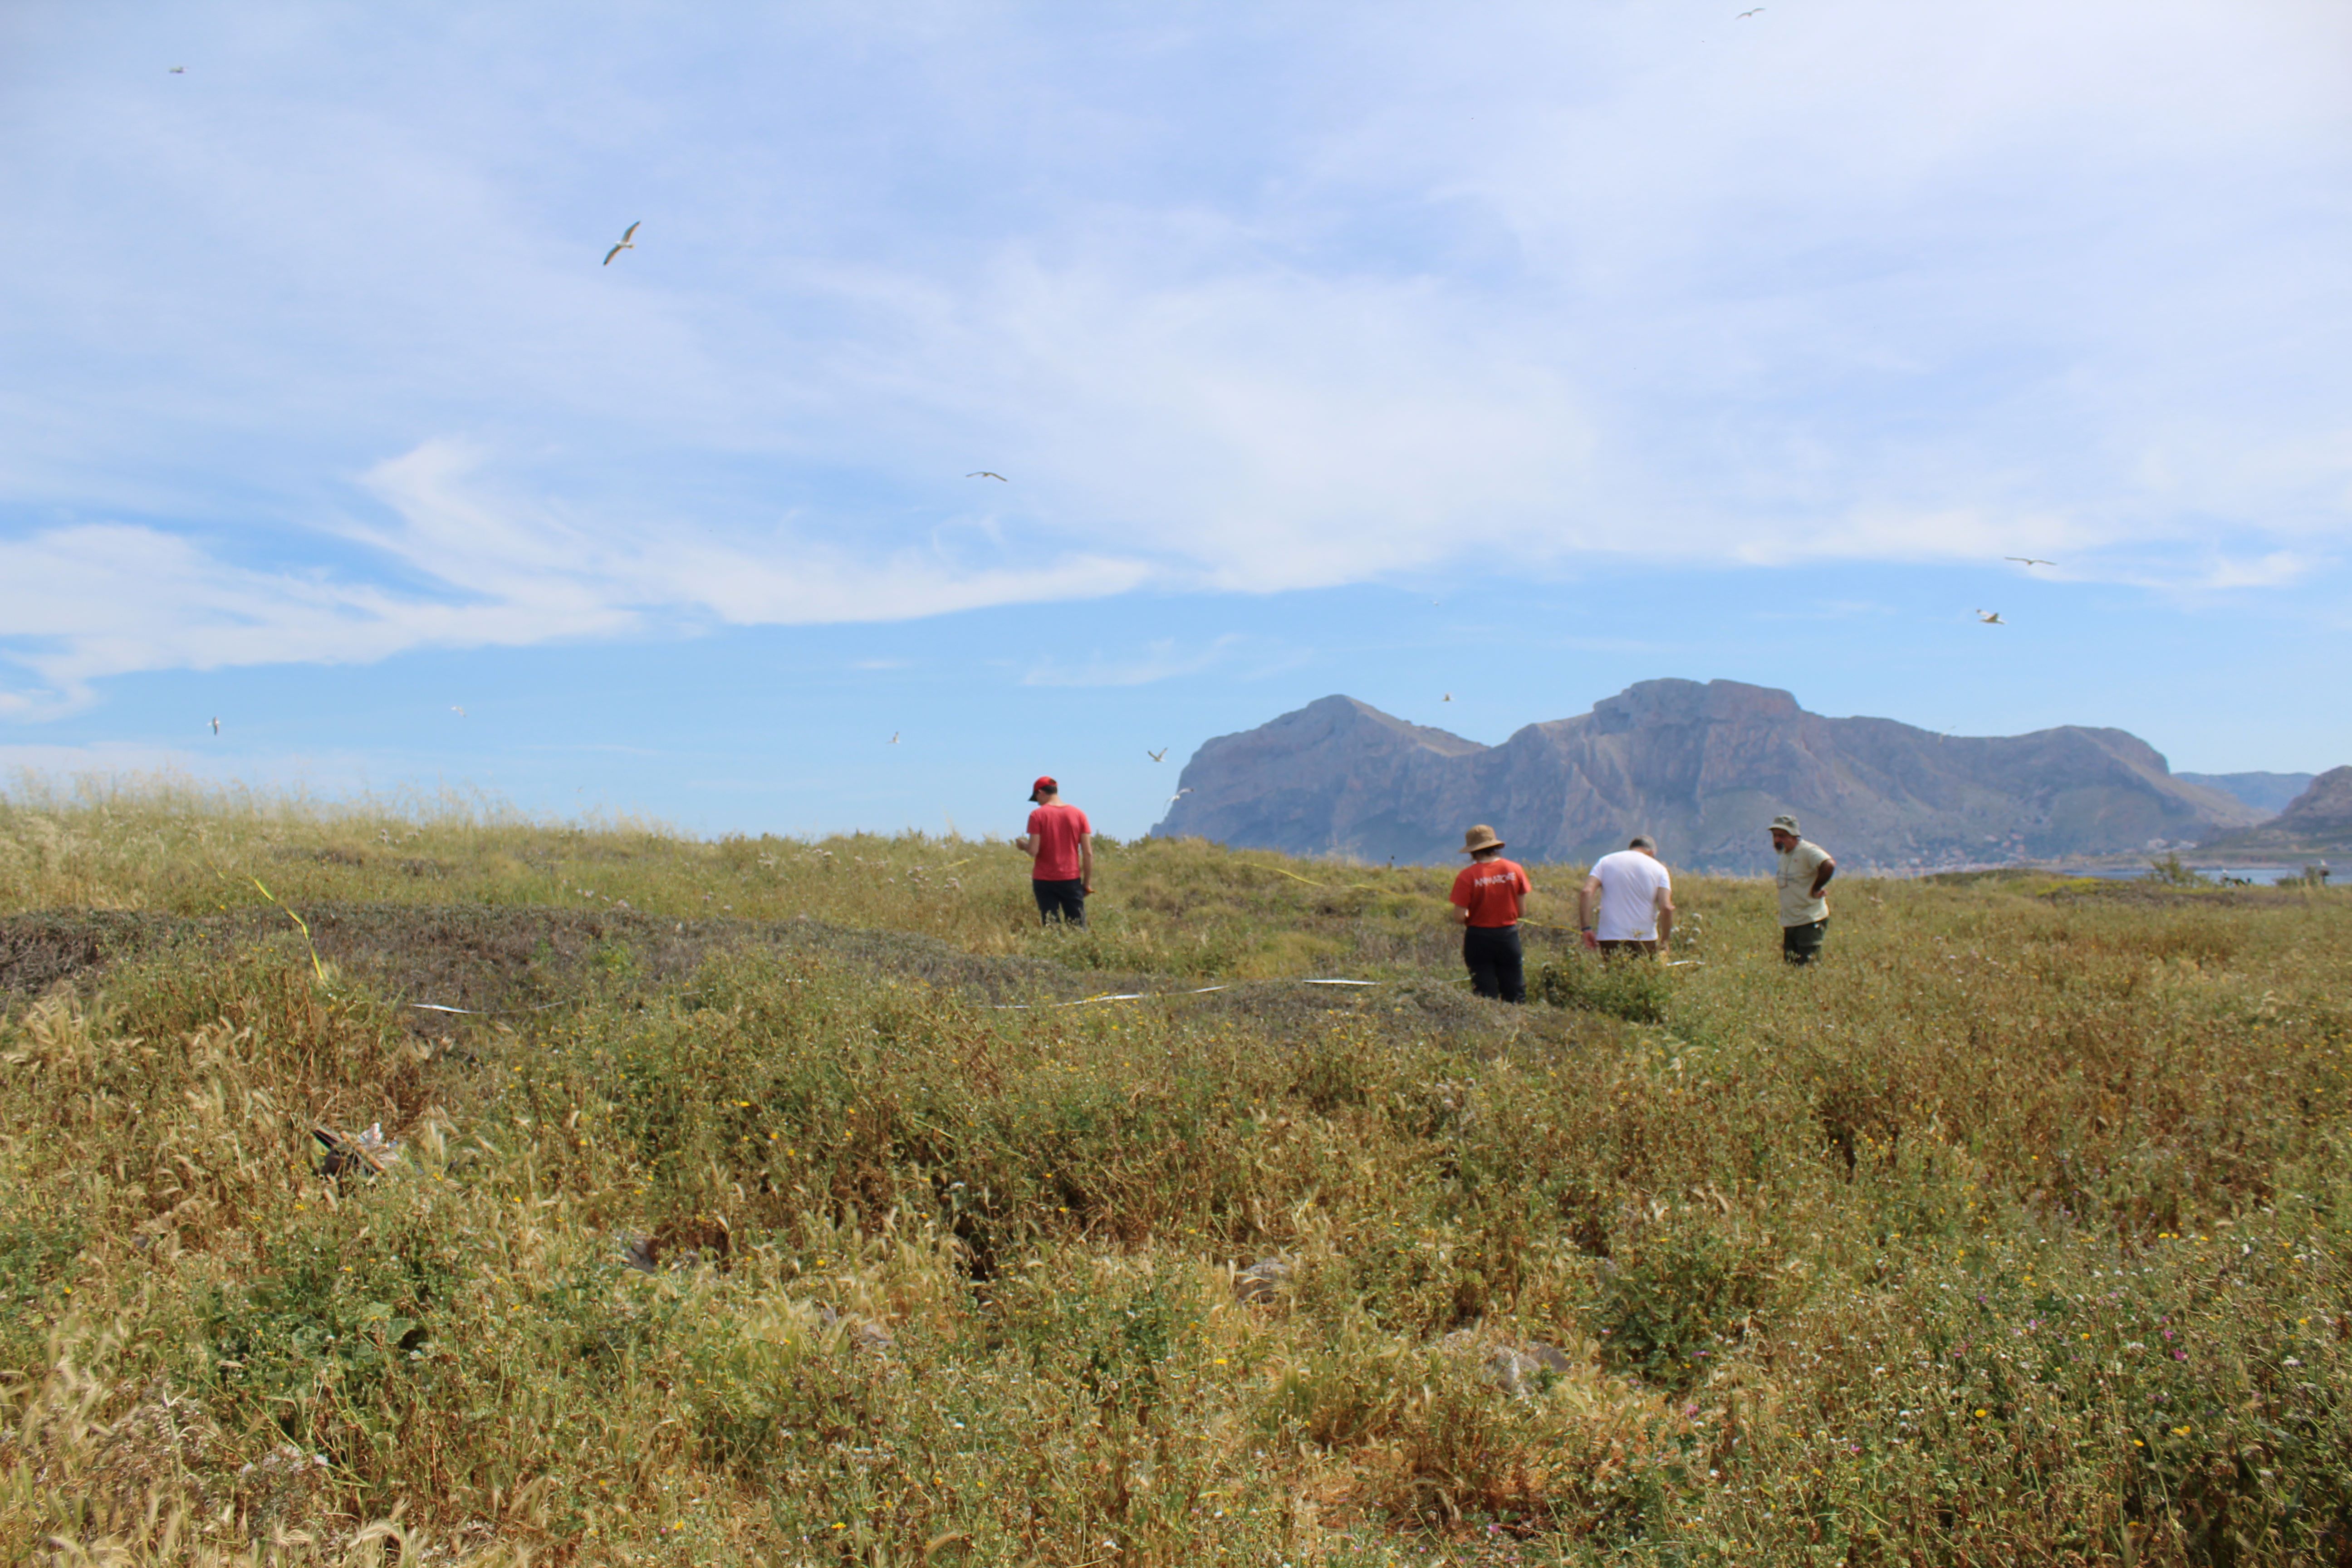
1768, 813, 1835, 965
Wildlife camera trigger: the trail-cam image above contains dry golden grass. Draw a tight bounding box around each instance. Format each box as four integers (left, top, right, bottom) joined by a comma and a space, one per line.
2, 783, 2347, 1565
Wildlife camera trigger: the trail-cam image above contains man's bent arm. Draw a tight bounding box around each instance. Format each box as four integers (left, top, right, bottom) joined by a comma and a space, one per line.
1811, 857, 1836, 897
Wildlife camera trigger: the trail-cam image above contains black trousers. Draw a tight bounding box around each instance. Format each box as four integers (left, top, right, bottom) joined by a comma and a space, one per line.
1782, 916, 1828, 965
1032, 878, 1087, 926
1462, 924, 1525, 1003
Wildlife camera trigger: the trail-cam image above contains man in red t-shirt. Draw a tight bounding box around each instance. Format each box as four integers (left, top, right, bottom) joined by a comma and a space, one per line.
1014, 775, 1093, 926
1448, 823, 1532, 1003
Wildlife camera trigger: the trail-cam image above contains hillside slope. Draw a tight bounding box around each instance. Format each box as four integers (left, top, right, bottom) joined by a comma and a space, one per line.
2176, 770, 2316, 814
1153, 679, 2262, 868
2198, 764, 2352, 857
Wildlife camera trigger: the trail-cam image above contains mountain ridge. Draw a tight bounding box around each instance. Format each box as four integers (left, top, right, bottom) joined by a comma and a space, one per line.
1151, 679, 2267, 870
2197, 766, 2352, 857
2175, 771, 2316, 815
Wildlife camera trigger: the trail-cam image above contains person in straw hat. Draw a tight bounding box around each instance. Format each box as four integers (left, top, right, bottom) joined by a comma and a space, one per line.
1448, 824, 1533, 1003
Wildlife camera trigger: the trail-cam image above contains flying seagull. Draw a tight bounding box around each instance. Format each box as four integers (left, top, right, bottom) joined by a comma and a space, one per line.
169, 65, 186, 73
1167, 788, 1191, 807
1975, 610, 2006, 625
2004, 556, 2055, 568
966, 471, 1008, 482
1737, 6, 1764, 15
888, 731, 900, 745
603, 221, 640, 266
1148, 748, 1167, 762
210, 716, 219, 735
451, 705, 466, 717
1443, 692, 1453, 702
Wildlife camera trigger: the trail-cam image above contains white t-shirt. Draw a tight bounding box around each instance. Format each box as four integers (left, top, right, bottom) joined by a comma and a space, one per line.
1589, 849, 1671, 941
1776, 839, 1832, 926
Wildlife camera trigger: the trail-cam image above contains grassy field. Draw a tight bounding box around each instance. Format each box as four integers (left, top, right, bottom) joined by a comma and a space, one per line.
2, 779, 2347, 1566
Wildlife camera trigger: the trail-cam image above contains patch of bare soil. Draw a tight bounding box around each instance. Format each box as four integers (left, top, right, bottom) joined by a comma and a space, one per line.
1, 906, 1556, 1049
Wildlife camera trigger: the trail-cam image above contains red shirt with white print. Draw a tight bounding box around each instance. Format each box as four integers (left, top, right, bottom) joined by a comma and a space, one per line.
1449, 858, 1530, 927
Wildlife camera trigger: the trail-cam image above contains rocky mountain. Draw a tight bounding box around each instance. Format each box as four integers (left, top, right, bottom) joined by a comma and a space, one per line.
1151, 679, 2267, 870
2174, 771, 2316, 815
2197, 766, 2352, 857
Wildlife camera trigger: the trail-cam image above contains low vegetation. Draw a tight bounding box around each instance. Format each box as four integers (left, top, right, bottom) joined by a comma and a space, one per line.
2, 778, 2347, 1565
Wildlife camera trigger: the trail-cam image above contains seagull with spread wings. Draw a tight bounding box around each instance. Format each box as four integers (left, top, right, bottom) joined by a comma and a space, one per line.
1975, 610, 2006, 625
603, 222, 640, 266
1166, 788, 1191, 807
2004, 556, 2055, 568
210, 716, 219, 735
966, 471, 1008, 482
1737, 6, 1764, 15
1148, 748, 1167, 762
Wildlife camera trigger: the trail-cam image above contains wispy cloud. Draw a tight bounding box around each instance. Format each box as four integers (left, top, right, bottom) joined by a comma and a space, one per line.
0, 517, 632, 718
1023, 635, 1260, 689
0, 441, 1156, 714
2, 1, 2347, 714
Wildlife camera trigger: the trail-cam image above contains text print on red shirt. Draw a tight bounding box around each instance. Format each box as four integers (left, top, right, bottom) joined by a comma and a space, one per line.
1449, 859, 1530, 927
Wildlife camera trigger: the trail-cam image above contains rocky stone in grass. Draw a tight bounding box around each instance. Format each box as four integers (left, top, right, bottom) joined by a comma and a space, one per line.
1438, 1328, 1577, 1399
819, 1303, 896, 1354
1232, 1256, 1293, 1303
311, 1122, 401, 1179
618, 1216, 732, 1272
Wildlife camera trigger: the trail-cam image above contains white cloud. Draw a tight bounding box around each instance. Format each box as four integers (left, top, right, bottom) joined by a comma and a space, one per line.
0, 441, 1157, 714
0, 519, 622, 718
358, 441, 1154, 627
2, 0, 2348, 709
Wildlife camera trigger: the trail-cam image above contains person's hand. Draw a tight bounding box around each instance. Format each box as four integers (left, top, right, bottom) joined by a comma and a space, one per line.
1083, 883, 1094, 895
1581, 930, 1599, 950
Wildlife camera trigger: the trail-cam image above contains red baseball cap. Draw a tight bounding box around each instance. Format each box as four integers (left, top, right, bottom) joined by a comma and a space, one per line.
1029, 775, 1058, 801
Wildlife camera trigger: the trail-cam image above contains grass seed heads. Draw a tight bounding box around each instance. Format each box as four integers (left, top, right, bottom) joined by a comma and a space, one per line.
0, 789, 2348, 1561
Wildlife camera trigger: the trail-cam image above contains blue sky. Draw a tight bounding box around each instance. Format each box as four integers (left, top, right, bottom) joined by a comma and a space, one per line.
5, 1, 2349, 840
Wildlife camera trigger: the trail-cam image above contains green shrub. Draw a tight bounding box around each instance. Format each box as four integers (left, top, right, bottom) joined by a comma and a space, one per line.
1535, 952, 1676, 1024
0, 1206, 83, 1371
6, 799, 2352, 1563
1594, 1218, 1772, 1390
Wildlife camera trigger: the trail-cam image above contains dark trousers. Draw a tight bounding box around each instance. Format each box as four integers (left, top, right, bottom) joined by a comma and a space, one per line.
1782, 917, 1828, 965
1032, 878, 1087, 926
1463, 924, 1525, 1003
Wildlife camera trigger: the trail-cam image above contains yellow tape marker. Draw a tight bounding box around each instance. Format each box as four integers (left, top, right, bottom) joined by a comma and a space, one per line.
249, 876, 328, 981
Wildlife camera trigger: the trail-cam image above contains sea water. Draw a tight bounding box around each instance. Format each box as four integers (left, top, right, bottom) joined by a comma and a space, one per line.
2061, 864, 2322, 887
